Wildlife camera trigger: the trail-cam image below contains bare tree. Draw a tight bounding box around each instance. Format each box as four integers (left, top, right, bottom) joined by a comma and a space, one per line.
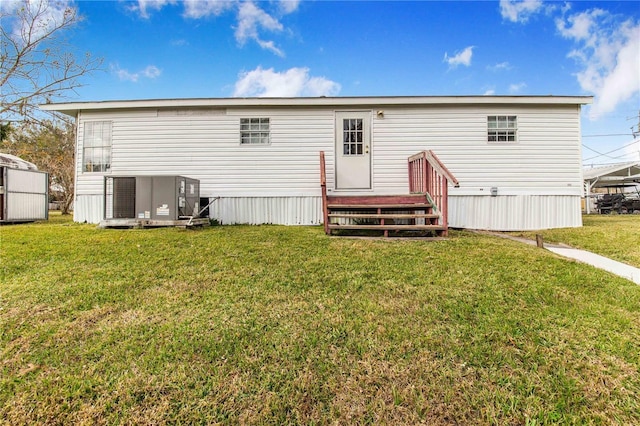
1, 120, 76, 214
1, 0, 102, 123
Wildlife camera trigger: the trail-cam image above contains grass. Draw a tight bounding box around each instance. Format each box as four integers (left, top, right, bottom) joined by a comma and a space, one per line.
1, 214, 639, 424
511, 214, 640, 268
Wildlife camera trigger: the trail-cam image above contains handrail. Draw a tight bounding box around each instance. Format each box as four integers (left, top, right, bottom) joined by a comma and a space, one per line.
408, 151, 459, 187
408, 150, 459, 236
320, 151, 329, 234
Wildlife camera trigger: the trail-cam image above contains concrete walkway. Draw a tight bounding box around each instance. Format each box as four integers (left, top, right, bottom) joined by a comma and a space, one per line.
477, 231, 640, 285
544, 246, 640, 284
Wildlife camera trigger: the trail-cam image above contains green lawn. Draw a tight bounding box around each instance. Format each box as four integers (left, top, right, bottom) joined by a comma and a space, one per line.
2, 215, 639, 424
512, 215, 640, 268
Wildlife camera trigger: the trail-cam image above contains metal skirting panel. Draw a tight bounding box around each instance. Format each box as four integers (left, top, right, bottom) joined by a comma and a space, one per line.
75, 195, 323, 225
448, 195, 582, 231
75, 194, 580, 230
74, 195, 104, 224
5, 192, 47, 220
209, 196, 323, 225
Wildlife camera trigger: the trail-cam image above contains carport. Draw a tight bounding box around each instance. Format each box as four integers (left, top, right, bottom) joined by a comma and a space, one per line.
583, 162, 640, 214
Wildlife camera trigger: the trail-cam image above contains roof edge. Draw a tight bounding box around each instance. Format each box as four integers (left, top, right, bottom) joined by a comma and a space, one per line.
41, 95, 594, 117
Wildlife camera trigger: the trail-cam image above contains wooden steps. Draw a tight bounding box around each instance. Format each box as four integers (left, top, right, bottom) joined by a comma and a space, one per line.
327, 203, 434, 210
325, 194, 446, 237
329, 213, 440, 219
319, 150, 458, 238
328, 224, 444, 231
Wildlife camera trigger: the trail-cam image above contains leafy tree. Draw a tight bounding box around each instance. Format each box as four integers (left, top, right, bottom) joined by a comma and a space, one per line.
1, 0, 102, 123
0, 123, 12, 142
1, 121, 76, 215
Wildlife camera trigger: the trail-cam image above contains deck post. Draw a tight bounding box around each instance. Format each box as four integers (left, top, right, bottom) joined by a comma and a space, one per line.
423, 151, 428, 195
320, 151, 329, 234
441, 176, 449, 236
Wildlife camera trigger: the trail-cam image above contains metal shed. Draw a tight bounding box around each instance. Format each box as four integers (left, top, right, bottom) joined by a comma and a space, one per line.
0, 153, 49, 223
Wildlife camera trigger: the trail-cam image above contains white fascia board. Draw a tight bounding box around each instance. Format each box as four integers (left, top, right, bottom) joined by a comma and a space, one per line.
40, 95, 594, 117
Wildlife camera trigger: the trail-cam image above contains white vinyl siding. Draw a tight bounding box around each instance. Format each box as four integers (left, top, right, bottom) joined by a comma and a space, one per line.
370, 105, 582, 197
76, 108, 334, 198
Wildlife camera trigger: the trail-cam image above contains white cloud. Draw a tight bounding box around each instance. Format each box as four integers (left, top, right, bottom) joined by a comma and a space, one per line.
1, 0, 76, 42
556, 9, 640, 118
131, 0, 176, 19
484, 89, 496, 96
500, 0, 544, 23
487, 61, 512, 71
233, 66, 341, 97
279, 0, 300, 14
182, 0, 234, 19
171, 38, 189, 46
509, 82, 527, 93
235, 1, 285, 56
127, 0, 297, 56
556, 8, 606, 41
255, 40, 284, 57
114, 68, 137, 82
0, 0, 21, 11
112, 64, 162, 82
142, 65, 161, 78
443, 46, 474, 68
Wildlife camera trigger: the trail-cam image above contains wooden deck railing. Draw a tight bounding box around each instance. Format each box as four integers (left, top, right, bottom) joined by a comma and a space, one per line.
319, 151, 329, 234
408, 151, 459, 233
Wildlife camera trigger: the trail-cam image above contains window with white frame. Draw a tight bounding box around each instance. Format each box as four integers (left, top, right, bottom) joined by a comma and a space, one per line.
487, 115, 517, 142
240, 118, 270, 144
83, 121, 112, 172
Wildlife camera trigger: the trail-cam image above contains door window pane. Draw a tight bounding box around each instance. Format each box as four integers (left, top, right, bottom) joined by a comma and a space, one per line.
342, 118, 364, 155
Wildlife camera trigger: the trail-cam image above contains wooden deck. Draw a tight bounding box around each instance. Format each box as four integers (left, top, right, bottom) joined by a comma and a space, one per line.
324, 193, 444, 237
320, 151, 459, 238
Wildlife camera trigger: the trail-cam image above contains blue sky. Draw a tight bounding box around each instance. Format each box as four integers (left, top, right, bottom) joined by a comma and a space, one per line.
4, 0, 640, 165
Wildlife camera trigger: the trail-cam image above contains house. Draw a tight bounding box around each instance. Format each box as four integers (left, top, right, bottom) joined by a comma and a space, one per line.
0, 153, 48, 223
42, 95, 592, 231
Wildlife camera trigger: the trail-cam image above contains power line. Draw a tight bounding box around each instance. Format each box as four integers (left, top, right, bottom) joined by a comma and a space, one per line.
582, 138, 640, 162
582, 133, 631, 137
583, 145, 615, 160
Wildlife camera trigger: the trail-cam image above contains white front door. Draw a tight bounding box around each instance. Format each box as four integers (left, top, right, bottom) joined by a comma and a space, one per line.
335, 111, 371, 189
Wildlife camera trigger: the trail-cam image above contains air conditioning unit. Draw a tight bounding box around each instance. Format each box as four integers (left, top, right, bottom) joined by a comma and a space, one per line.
104, 176, 201, 222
